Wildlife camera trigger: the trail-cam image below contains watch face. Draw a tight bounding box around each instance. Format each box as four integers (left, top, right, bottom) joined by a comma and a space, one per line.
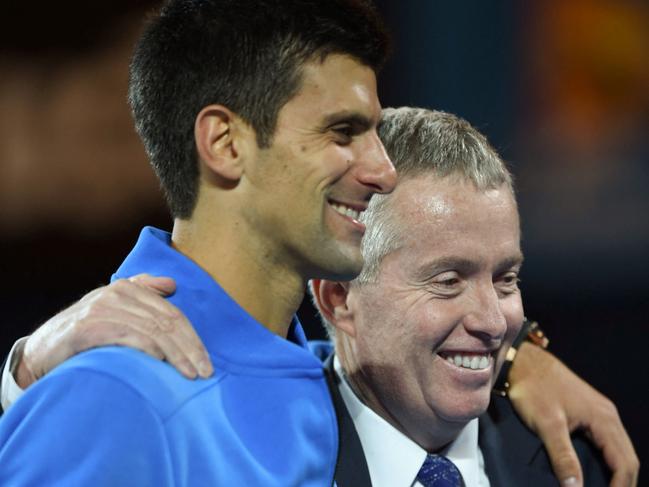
527, 322, 549, 349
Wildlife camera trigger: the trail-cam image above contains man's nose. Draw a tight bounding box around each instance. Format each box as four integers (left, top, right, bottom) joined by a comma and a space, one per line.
462, 284, 508, 341
355, 131, 397, 194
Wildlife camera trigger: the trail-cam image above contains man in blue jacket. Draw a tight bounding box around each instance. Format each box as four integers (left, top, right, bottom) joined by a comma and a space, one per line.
0, 0, 397, 484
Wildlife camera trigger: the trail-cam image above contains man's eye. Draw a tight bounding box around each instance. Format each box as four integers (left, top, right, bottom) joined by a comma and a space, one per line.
426, 273, 463, 298
331, 125, 354, 143
497, 273, 520, 293
503, 273, 520, 284
439, 278, 459, 287
431, 273, 461, 289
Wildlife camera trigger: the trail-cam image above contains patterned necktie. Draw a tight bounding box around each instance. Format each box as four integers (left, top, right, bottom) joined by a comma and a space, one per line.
416, 454, 463, 487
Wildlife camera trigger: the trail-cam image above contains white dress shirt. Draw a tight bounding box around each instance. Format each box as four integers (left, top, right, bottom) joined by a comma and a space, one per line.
1, 337, 28, 411
334, 356, 490, 487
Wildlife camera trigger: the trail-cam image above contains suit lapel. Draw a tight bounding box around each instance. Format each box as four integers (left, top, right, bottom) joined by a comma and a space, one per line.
323, 354, 373, 487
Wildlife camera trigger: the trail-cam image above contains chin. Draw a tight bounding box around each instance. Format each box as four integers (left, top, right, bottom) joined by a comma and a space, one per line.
323, 262, 363, 282
435, 392, 492, 424
316, 246, 364, 281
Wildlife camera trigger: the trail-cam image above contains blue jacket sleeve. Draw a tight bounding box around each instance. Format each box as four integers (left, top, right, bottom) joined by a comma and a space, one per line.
0, 366, 174, 486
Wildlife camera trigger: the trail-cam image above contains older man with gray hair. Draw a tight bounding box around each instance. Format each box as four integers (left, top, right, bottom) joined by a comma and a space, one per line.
310, 107, 611, 486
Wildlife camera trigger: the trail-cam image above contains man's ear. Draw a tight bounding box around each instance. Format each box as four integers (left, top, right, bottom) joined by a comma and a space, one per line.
194, 105, 253, 183
311, 279, 357, 338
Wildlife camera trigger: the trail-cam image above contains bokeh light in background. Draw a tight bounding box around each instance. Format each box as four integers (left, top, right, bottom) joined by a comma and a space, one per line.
0, 2, 160, 235
2, 0, 647, 472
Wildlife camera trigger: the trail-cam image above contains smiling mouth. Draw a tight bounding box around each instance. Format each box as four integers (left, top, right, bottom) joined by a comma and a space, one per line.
330, 201, 363, 221
437, 351, 493, 371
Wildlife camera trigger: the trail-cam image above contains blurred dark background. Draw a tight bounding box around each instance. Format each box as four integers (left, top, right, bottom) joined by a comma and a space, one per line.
2, 0, 647, 473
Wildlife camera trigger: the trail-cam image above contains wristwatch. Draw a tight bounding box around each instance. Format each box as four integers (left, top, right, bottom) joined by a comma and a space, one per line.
492, 319, 549, 397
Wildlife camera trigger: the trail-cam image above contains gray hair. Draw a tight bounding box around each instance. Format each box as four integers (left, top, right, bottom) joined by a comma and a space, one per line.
314, 107, 514, 338
357, 107, 514, 283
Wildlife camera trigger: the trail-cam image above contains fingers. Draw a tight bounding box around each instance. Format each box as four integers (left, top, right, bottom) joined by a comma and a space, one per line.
128, 273, 177, 296
607, 450, 639, 487
103, 280, 213, 377
166, 310, 214, 378
99, 320, 200, 380
582, 400, 639, 487
508, 344, 639, 486
609, 466, 639, 487
534, 412, 584, 487
71, 312, 210, 381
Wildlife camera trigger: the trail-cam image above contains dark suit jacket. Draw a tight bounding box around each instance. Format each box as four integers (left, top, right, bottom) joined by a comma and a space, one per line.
324, 355, 610, 487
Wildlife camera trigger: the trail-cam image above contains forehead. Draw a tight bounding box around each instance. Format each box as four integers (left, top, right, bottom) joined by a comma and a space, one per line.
275, 53, 381, 128
385, 175, 521, 267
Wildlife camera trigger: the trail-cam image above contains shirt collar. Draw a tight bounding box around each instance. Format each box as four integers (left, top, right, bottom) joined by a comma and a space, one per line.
334, 356, 486, 487
112, 227, 322, 373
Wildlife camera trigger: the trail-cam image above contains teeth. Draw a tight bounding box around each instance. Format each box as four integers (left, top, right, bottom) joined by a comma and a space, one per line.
478, 356, 489, 369
444, 353, 491, 371
331, 203, 361, 221
470, 356, 480, 369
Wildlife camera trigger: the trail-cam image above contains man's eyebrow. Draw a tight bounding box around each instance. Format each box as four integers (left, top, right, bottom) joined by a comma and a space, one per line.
412, 253, 525, 281
321, 111, 374, 130
494, 254, 525, 274
413, 257, 480, 281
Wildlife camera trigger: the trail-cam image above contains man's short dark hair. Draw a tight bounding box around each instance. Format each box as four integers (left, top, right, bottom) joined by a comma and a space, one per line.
129, 0, 390, 218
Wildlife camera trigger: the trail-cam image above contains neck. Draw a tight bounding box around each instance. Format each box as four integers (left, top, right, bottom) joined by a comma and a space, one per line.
172, 216, 305, 338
